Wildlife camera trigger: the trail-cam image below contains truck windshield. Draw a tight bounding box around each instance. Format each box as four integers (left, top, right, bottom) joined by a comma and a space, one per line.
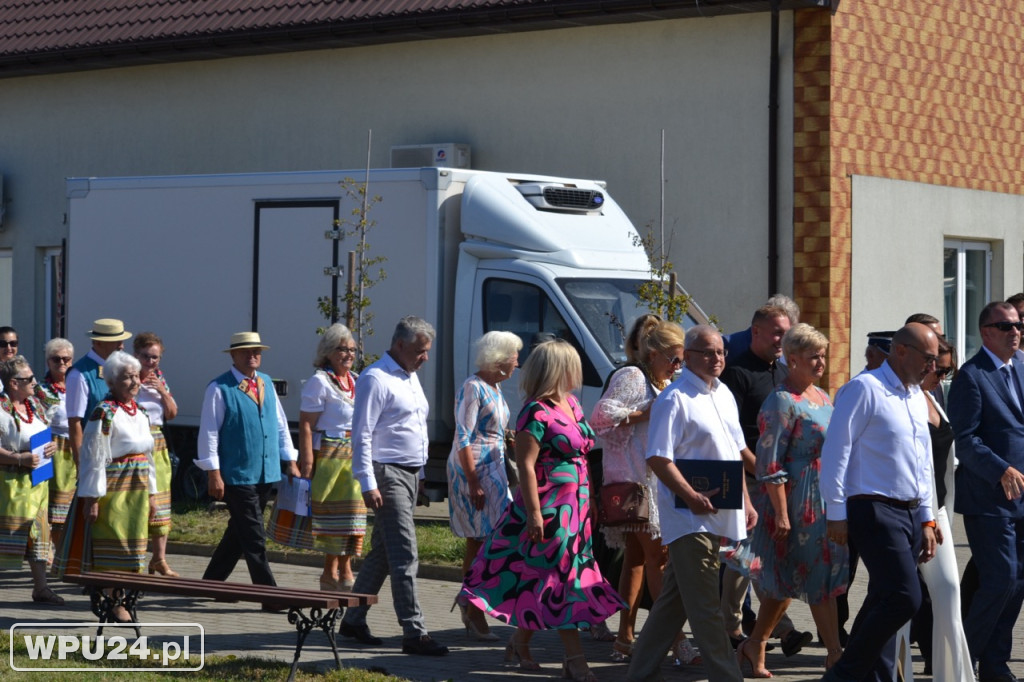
559, 278, 706, 365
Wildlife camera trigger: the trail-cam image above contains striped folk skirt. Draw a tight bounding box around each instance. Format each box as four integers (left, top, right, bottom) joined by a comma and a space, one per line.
0, 467, 50, 569
48, 434, 76, 526
148, 427, 172, 537
56, 453, 149, 576
268, 437, 366, 555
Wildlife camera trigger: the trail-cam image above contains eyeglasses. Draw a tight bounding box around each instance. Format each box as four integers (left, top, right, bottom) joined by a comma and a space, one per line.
663, 353, 684, 368
11, 375, 35, 384
983, 321, 1024, 332
904, 344, 939, 366
685, 348, 728, 360
0, 341, 17, 348
934, 366, 952, 379
48, 356, 73, 364
335, 346, 358, 354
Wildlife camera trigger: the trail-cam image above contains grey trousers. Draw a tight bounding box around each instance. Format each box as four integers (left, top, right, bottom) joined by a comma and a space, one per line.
341, 462, 427, 638
721, 565, 796, 636
628, 533, 742, 682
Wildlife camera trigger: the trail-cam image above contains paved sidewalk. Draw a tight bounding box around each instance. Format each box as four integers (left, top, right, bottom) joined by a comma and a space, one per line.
3, 513, 1020, 681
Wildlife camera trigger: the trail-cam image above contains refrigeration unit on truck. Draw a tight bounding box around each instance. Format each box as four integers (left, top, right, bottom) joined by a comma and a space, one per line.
65, 167, 707, 489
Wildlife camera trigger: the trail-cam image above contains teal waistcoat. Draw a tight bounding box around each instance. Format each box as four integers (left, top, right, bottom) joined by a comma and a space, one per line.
73, 355, 107, 420
214, 370, 282, 486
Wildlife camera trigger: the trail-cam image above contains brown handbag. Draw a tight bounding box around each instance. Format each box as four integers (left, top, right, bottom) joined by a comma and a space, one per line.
597, 481, 650, 526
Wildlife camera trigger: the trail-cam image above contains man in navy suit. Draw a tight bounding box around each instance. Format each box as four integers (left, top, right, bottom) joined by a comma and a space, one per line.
948, 301, 1024, 682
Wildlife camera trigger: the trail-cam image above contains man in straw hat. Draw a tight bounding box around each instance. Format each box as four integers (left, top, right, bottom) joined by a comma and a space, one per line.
196, 332, 297, 589
66, 318, 133, 462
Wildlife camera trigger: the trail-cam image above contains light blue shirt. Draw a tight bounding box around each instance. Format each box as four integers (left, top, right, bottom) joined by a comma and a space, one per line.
821, 360, 934, 522
351, 352, 429, 492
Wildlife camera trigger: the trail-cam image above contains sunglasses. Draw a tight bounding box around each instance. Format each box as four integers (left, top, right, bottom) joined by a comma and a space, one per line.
934, 366, 952, 379
663, 353, 684, 368
0, 341, 18, 348
11, 375, 35, 384
983, 321, 1024, 332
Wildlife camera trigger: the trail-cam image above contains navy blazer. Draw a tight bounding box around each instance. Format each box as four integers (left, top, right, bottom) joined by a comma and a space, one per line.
947, 348, 1024, 518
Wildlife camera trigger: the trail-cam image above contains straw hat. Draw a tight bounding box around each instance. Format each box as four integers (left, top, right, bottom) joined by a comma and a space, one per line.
88, 318, 132, 342
224, 331, 270, 352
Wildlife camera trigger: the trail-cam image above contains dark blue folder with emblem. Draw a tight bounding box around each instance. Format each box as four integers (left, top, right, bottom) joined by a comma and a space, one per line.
674, 459, 744, 510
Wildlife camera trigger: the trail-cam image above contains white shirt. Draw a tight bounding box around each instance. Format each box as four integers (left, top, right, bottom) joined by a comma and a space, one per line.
646, 367, 747, 544
300, 369, 357, 450
821, 360, 934, 522
195, 367, 297, 472
78, 406, 156, 498
351, 352, 429, 492
136, 375, 169, 426
65, 349, 106, 420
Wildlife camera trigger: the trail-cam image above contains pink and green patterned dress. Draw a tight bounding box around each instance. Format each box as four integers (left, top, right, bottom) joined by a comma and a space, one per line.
459, 396, 625, 630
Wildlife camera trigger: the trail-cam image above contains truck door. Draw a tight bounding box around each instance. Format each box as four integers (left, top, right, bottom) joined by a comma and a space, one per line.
474, 274, 603, 418
253, 200, 340, 421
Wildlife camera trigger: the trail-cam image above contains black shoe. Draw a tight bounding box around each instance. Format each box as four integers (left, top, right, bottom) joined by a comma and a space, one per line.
339, 621, 383, 645
978, 674, 1017, 682
730, 634, 774, 652
781, 629, 813, 658
402, 634, 448, 656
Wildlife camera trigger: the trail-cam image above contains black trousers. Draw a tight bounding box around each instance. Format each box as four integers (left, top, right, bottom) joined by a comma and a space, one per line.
203, 483, 276, 586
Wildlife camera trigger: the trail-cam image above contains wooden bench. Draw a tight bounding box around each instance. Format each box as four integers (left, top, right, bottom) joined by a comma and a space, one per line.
63, 571, 377, 682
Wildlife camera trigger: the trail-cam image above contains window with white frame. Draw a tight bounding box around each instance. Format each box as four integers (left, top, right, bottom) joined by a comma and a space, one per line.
944, 240, 991, 362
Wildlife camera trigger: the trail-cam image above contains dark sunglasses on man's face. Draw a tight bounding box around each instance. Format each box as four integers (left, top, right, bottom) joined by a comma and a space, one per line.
0, 341, 17, 348
983, 321, 1024, 332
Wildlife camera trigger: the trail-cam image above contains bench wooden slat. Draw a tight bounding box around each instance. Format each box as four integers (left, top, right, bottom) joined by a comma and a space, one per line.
63, 571, 376, 608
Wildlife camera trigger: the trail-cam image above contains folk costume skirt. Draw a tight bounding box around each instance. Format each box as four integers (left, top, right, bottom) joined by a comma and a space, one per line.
148, 427, 172, 537
267, 437, 366, 555
48, 434, 76, 526
57, 453, 149, 575
0, 467, 50, 568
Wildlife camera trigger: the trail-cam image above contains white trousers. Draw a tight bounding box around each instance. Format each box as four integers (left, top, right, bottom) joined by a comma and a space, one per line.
896, 507, 974, 682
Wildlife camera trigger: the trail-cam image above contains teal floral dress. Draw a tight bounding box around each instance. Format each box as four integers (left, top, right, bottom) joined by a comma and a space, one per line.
723, 384, 848, 604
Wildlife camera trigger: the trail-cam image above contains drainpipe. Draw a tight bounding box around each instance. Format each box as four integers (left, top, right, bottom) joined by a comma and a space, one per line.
768, 0, 780, 295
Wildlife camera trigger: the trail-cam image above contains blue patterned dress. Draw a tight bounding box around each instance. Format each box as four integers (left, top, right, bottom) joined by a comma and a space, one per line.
447, 375, 513, 538
742, 384, 848, 604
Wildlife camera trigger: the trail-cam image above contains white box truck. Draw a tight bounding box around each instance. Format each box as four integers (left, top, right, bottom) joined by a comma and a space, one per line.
65, 167, 706, 488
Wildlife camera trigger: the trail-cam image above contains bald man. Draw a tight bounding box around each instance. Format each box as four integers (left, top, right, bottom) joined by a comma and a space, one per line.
820, 324, 939, 682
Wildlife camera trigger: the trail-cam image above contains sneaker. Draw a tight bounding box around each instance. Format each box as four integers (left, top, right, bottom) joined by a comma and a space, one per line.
781, 629, 813, 658
673, 638, 702, 666
338, 621, 383, 646
402, 634, 449, 656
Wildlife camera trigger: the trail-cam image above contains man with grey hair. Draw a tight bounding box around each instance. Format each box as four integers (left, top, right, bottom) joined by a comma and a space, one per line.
339, 316, 448, 656
725, 294, 800, 361
628, 324, 757, 682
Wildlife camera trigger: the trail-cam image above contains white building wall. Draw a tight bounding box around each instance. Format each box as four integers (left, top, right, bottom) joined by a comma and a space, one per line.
0, 13, 794, 365
851, 174, 1024, 376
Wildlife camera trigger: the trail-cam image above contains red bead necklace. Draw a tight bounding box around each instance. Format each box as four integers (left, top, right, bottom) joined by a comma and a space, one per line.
116, 400, 138, 416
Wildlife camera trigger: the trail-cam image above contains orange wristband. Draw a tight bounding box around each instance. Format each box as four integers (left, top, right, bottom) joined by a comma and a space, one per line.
922, 520, 936, 528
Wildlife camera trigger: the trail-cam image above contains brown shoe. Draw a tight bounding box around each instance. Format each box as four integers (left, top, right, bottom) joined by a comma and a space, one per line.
149, 559, 180, 577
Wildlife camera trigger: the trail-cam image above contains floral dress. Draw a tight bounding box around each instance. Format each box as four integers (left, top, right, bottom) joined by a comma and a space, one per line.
447, 374, 513, 538
589, 365, 661, 548
727, 384, 848, 604
459, 396, 625, 629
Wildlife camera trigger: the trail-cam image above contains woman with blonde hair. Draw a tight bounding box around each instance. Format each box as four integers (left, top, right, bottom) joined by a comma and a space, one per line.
591, 319, 701, 664
447, 330, 522, 640
269, 323, 367, 591
460, 338, 624, 681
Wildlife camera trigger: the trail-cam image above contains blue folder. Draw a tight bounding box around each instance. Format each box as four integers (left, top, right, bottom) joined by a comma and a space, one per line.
29, 428, 54, 486
674, 458, 744, 510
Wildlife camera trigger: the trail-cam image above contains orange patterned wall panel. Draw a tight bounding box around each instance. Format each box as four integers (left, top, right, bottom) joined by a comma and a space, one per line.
793, 1, 1024, 388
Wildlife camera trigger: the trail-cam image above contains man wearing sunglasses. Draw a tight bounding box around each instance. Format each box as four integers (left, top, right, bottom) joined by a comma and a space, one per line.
0, 326, 17, 392
947, 301, 1024, 682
